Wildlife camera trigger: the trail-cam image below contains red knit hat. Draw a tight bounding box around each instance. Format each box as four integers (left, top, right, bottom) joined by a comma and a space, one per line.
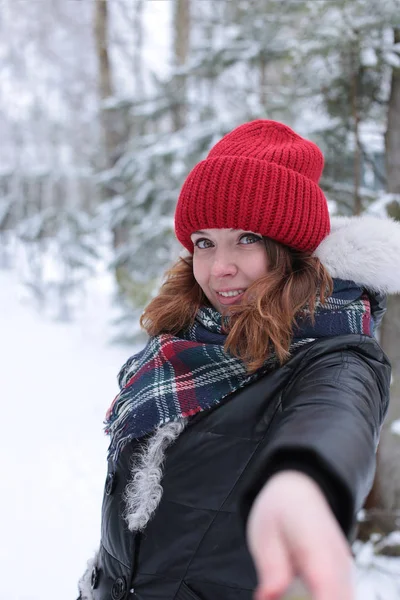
174, 119, 330, 253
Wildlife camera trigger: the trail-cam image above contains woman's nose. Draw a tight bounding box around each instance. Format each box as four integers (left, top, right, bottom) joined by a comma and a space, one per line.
210, 252, 237, 278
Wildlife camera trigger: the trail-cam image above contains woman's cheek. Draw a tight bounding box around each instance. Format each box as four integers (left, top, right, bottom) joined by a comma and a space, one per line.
192, 260, 207, 291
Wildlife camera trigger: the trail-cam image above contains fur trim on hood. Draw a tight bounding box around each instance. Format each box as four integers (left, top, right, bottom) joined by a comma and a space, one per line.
314, 216, 400, 294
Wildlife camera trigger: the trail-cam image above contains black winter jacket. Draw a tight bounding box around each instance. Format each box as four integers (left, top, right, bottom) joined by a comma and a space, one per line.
87, 332, 390, 600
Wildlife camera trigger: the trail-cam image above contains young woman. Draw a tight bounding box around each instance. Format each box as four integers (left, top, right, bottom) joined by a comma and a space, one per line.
78, 120, 399, 600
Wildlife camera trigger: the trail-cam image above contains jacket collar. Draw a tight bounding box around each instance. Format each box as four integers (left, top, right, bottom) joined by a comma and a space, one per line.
314, 215, 400, 295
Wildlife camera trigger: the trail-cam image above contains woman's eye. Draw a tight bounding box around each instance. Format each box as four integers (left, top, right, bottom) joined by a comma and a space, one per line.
194, 238, 213, 249
239, 233, 262, 245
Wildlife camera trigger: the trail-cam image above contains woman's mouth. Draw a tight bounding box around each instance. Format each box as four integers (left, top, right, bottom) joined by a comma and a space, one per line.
215, 289, 246, 305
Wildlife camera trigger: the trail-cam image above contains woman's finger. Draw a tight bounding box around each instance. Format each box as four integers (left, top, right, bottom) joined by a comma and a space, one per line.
288, 509, 354, 600
248, 472, 356, 600
250, 523, 294, 600
302, 554, 354, 600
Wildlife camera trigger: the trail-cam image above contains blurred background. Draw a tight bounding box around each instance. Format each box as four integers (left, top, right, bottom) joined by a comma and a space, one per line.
1, 0, 400, 598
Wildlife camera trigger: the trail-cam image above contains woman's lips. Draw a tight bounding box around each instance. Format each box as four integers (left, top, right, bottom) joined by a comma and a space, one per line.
215, 290, 245, 305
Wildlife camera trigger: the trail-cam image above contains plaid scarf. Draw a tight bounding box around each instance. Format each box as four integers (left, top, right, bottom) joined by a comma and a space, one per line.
105, 279, 372, 462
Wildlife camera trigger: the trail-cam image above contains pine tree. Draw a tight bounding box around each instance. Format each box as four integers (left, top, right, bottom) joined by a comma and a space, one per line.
17, 191, 99, 319
105, 0, 311, 342
296, 0, 399, 214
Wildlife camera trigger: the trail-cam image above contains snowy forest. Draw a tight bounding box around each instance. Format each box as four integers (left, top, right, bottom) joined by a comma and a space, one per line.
1, 0, 400, 596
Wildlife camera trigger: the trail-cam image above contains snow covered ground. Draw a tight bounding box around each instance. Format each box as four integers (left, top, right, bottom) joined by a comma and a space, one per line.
1, 267, 400, 600
0, 268, 129, 600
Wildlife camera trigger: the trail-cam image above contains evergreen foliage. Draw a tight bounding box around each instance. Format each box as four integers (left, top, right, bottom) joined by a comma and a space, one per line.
1, 0, 399, 341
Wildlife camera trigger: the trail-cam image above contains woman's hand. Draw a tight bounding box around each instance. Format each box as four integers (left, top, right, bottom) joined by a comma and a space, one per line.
246, 470, 355, 600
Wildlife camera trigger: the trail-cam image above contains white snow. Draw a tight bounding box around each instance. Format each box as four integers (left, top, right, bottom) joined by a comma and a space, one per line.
367, 192, 400, 219
0, 268, 131, 600
361, 46, 378, 67
392, 420, 400, 436
1, 268, 400, 599
384, 51, 400, 68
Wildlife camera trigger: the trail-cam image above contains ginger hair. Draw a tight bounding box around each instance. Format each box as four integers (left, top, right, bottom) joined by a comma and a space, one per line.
140, 238, 333, 373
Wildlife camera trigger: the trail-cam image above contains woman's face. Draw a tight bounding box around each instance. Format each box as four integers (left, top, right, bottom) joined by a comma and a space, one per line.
190, 228, 269, 314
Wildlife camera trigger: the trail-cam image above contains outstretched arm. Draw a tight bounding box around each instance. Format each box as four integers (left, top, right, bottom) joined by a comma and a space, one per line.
243, 340, 390, 598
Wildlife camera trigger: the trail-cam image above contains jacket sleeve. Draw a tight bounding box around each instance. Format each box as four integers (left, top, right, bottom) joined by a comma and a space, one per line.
239, 339, 391, 538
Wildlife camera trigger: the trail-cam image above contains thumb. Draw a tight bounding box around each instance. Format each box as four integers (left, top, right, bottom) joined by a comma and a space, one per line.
252, 525, 294, 600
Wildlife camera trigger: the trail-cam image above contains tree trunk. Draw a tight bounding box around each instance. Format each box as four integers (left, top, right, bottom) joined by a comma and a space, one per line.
362, 28, 400, 525
133, 0, 145, 99
351, 40, 362, 216
385, 28, 400, 196
172, 0, 190, 131
380, 26, 400, 506
94, 0, 116, 161
381, 32, 400, 372
93, 0, 129, 251
260, 53, 267, 109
